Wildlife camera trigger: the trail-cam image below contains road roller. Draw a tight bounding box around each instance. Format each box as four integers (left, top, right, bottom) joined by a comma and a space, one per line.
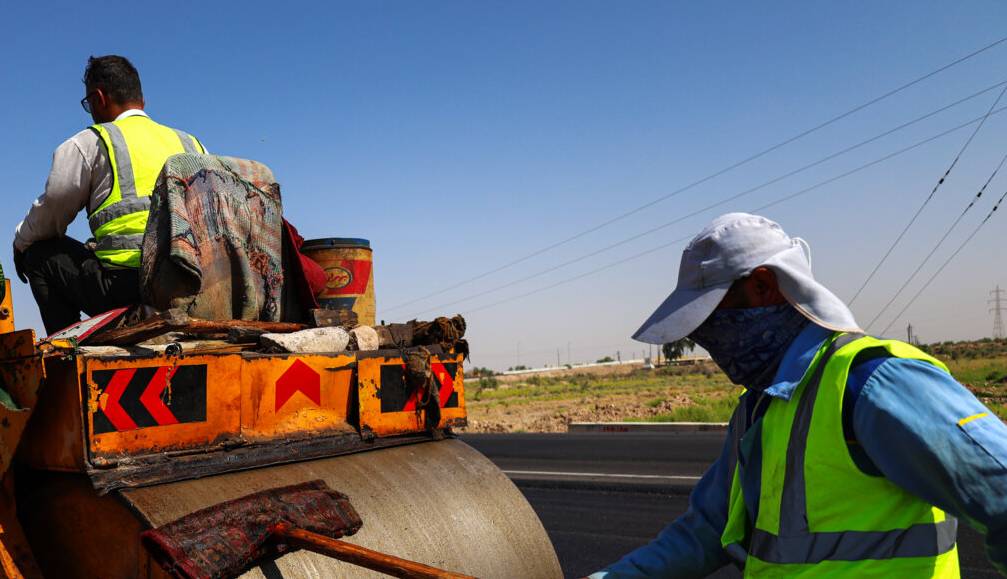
0, 276, 562, 578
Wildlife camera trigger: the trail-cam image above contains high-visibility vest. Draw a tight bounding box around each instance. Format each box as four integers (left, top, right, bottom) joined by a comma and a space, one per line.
721, 333, 960, 577
89, 115, 204, 268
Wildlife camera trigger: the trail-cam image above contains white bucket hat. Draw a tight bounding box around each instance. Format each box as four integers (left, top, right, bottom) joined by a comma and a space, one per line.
633, 212, 861, 344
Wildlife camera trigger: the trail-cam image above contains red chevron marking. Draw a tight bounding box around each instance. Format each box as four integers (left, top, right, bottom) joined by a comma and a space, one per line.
402, 363, 455, 411
432, 362, 455, 407
103, 368, 138, 431
275, 360, 321, 412
140, 366, 180, 426
402, 363, 418, 411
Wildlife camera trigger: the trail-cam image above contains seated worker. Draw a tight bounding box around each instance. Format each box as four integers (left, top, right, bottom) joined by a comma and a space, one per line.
12, 55, 205, 334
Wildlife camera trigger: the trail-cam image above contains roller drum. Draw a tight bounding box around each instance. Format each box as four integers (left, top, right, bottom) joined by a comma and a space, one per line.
123, 439, 562, 579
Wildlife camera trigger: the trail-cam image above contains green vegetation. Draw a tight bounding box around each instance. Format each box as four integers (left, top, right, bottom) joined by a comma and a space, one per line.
643, 394, 738, 422
466, 341, 1007, 424
662, 338, 696, 362
921, 338, 1007, 361
938, 354, 1007, 419
466, 364, 736, 419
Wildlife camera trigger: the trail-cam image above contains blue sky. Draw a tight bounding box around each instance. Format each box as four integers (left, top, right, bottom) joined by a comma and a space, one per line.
4, 1, 1007, 369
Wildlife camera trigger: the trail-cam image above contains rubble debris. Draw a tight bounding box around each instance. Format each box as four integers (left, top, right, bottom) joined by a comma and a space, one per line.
349, 326, 380, 351
90, 309, 305, 346
404, 347, 441, 433
376, 323, 414, 348
413, 315, 466, 352
261, 327, 351, 354
373, 315, 467, 355
311, 308, 358, 328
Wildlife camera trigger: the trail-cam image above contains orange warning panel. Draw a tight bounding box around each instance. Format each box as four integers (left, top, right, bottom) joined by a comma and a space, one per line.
86, 355, 242, 460
357, 352, 467, 437
240, 354, 356, 441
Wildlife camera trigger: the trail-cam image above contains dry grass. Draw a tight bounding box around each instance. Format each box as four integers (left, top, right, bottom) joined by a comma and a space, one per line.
460, 349, 1007, 432
462, 364, 737, 432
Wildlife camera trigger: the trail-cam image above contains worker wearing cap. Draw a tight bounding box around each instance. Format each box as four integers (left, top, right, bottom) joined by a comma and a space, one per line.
591, 213, 1007, 578
12, 55, 205, 334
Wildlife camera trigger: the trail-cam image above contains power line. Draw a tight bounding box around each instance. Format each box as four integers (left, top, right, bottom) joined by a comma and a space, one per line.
865, 145, 1007, 331
849, 82, 1007, 305
880, 186, 1007, 336
384, 35, 1007, 314
458, 106, 1007, 318
406, 98, 1007, 318
404, 85, 1007, 318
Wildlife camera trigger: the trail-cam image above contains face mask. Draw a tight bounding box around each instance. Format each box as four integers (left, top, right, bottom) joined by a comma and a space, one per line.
689, 303, 809, 389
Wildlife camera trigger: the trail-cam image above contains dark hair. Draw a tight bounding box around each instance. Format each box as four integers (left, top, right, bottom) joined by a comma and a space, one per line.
83, 55, 143, 104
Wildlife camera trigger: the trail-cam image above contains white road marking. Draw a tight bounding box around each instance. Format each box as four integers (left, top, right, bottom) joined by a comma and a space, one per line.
502, 470, 701, 481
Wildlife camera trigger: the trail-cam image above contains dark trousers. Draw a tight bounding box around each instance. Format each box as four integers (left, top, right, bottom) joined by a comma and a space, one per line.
22, 237, 140, 335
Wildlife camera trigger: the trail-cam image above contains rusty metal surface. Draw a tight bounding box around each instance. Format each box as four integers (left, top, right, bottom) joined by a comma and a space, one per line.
84, 354, 243, 460
358, 352, 466, 437
240, 354, 357, 442
122, 439, 561, 579
16, 471, 149, 579
18, 336, 468, 492
0, 280, 14, 335
16, 357, 85, 472
88, 432, 437, 494
0, 330, 43, 477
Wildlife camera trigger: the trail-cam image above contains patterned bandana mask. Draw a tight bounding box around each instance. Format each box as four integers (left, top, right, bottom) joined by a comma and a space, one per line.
689, 303, 809, 390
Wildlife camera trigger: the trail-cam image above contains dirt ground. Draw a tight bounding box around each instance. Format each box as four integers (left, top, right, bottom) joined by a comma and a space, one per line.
460, 346, 1007, 433
463, 391, 695, 433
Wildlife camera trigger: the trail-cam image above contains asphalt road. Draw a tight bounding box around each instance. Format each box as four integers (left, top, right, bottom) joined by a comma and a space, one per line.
461, 432, 1000, 579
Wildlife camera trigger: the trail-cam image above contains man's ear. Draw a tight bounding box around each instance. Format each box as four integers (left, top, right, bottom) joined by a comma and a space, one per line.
751, 267, 785, 304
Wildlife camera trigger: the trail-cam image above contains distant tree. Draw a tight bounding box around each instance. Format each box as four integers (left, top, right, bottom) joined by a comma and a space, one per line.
662, 338, 696, 362
596, 356, 615, 363
468, 366, 497, 378
507, 365, 528, 371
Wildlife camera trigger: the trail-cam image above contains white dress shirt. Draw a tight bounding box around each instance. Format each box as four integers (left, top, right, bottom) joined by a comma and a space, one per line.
15, 109, 155, 252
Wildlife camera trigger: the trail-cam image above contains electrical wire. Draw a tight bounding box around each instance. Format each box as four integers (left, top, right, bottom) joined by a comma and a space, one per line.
403, 90, 1007, 319
453, 104, 1007, 318
879, 186, 1007, 336
384, 35, 1007, 314
865, 147, 1007, 331
848, 83, 1007, 305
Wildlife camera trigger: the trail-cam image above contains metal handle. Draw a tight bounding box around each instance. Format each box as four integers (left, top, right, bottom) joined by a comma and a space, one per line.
271, 523, 477, 579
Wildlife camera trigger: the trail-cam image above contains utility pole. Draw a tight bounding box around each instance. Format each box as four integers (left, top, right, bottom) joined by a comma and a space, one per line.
992, 285, 1006, 339
906, 322, 914, 345
556, 348, 561, 367
567, 342, 571, 366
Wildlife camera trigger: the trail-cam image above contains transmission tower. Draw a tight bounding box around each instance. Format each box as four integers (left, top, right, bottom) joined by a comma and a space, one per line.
991, 285, 1006, 339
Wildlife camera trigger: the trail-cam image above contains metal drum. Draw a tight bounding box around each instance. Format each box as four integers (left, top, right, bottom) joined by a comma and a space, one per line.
301, 238, 376, 326
129, 440, 562, 579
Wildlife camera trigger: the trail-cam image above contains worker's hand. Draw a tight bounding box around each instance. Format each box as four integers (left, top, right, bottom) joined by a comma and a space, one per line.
12, 245, 27, 284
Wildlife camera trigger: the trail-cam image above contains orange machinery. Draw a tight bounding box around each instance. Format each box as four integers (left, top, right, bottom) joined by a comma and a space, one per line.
0, 279, 560, 578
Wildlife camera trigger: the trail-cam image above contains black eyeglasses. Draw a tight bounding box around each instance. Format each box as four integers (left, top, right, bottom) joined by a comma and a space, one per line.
80, 91, 97, 113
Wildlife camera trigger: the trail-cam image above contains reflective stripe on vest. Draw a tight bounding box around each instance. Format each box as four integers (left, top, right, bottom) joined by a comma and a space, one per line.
88, 116, 204, 268
722, 333, 959, 576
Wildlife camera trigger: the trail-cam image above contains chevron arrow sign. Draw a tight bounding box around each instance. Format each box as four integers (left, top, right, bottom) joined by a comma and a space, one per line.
92, 365, 207, 434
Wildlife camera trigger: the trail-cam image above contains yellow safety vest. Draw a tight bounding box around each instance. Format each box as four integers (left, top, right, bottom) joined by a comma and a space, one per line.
89, 115, 204, 268
721, 333, 960, 577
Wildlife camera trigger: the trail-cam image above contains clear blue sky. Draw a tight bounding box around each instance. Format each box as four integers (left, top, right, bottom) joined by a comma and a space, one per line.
4, 1, 1007, 370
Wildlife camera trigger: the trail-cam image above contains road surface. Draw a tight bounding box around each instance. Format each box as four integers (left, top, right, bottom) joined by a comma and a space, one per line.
462, 432, 999, 578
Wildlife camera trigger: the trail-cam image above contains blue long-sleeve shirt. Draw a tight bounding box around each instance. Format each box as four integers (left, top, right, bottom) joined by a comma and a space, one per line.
594, 324, 1007, 578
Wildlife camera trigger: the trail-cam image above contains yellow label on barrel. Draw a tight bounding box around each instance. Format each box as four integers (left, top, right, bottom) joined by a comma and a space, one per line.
326, 266, 353, 290
302, 240, 376, 326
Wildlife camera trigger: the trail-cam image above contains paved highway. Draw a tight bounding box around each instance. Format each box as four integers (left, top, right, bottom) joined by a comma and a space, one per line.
461, 432, 1000, 578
